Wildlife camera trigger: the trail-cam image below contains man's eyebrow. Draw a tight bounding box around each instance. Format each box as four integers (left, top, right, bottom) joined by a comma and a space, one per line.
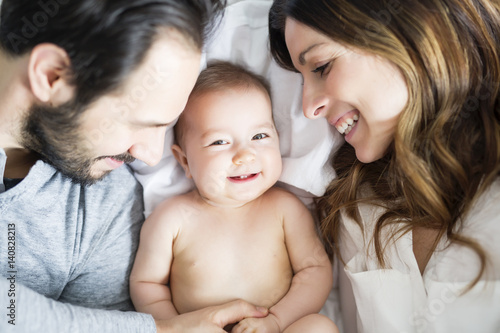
299, 43, 323, 65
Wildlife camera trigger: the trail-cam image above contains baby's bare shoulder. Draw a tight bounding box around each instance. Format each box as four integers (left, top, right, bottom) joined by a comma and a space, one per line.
263, 186, 307, 208
144, 191, 201, 229
259, 187, 314, 225
153, 191, 198, 214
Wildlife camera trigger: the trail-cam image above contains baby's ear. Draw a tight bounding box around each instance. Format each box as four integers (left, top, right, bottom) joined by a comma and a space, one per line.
171, 144, 192, 179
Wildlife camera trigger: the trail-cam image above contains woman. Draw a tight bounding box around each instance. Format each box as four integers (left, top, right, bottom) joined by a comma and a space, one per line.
269, 0, 500, 332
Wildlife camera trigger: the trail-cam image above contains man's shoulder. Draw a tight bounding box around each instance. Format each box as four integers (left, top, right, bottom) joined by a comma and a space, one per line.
87, 165, 142, 196
81, 165, 144, 215
34, 160, 140, 194
34, 162, 143, 213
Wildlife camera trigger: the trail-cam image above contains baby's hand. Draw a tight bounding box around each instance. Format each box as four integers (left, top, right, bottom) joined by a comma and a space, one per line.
231, 314, 281, 333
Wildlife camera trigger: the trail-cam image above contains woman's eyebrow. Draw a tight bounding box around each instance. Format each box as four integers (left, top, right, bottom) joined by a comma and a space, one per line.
299, 43, 323, 65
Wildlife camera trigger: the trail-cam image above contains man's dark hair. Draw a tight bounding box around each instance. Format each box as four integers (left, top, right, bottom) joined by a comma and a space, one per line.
0, 0, 225, 106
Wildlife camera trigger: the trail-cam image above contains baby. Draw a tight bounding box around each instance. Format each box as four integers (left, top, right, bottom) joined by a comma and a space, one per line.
130, 61, 337, 333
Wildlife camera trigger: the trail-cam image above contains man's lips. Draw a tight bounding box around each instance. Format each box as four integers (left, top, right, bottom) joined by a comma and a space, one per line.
227, 173, 260, 183
98, 153, 136, 169
104, 157, 125, 169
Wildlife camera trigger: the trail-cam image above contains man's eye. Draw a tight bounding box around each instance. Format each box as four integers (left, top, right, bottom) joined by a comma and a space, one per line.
252, 133, 269, 140
210, 139, 228, 146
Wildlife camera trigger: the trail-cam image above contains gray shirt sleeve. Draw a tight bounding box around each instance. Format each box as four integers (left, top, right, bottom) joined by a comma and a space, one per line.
0, 279, 157, 332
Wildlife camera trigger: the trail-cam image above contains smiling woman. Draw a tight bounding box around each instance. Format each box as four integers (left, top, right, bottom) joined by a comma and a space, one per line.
284, 18, 408, 163
269, 0, 500, 332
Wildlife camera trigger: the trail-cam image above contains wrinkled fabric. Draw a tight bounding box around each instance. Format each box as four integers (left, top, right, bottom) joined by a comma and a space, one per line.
339, 179, 500, 333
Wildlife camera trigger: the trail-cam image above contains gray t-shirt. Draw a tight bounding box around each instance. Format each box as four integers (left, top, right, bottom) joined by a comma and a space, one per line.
0, 149, 156, 332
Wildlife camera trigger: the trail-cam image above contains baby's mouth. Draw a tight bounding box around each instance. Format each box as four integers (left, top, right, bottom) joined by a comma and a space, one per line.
228, 173, 259, 182
335, 110, 360, 135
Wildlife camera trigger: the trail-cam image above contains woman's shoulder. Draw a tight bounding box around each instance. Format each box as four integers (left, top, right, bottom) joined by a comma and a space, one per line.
463, 177, 500, 231
429, 178, 500, 282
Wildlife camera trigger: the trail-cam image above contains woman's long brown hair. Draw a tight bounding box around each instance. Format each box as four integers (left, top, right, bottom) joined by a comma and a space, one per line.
269, 0, 500, 288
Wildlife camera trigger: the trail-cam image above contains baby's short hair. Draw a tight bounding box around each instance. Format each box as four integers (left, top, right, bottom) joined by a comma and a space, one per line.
191, 60, 271, 99
175, 60, 272, 146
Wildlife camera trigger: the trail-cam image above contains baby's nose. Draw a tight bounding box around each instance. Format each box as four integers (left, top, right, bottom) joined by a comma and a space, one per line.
232, 148, 256, 165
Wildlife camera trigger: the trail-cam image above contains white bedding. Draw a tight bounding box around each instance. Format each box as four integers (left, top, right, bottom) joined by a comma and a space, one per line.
130, 0, 345, 330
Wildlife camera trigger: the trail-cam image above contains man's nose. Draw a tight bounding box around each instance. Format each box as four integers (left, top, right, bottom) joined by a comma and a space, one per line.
128, 127, 167, 166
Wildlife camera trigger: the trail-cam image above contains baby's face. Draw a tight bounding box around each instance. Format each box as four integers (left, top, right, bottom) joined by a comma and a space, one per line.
180, 87, 282, 207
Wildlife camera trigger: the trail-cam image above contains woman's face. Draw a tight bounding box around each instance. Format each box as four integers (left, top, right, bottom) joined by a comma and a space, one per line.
284, 18, 408, 163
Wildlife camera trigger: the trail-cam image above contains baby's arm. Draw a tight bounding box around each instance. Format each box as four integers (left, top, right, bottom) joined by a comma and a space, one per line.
271, 190, 333, 330
130, 200, 180, 320
237, 189, 333, 332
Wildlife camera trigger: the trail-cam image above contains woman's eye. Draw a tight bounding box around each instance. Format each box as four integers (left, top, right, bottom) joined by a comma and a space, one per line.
252, 133, 269, 140
210, 139, 228, 146
312, 62, 331, 78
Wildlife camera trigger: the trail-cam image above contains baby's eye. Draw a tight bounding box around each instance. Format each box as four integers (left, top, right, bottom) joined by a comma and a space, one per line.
252, 133, 269, 140
210, 139, 228, 146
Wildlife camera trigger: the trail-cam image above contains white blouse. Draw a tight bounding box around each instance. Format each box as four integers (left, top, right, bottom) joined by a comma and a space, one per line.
339, 179, 500, 333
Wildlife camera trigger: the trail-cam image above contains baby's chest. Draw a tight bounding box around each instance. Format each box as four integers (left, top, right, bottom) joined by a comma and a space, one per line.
170, 220, 292, 311
173, 222, 289, 278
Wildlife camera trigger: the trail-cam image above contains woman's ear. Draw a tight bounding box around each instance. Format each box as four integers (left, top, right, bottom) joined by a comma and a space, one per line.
171, 144, 192, 179
27, 43, 75, 105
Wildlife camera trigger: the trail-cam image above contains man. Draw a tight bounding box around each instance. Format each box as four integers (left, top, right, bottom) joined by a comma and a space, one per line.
0, 0, 267, 331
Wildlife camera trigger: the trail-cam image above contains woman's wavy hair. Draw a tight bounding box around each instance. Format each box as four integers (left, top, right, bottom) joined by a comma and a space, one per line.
270, 0, 500, 288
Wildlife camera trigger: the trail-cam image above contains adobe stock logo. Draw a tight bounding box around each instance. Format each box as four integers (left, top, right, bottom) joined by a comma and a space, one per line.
6, 0, 70, 53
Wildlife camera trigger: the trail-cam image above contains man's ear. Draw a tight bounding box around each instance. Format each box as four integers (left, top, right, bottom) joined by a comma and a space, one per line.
171, 144, 192, 179
28, 43, 75, 105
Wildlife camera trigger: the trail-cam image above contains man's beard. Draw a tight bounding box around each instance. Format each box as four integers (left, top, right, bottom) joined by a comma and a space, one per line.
20, 101, 135, 186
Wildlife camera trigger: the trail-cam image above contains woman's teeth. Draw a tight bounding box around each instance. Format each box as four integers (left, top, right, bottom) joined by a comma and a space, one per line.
336, 114, 359, 135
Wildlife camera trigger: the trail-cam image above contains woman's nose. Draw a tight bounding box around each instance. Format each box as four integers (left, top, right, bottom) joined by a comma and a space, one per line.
302, 82, 328, 119
232, 148, 256, 165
